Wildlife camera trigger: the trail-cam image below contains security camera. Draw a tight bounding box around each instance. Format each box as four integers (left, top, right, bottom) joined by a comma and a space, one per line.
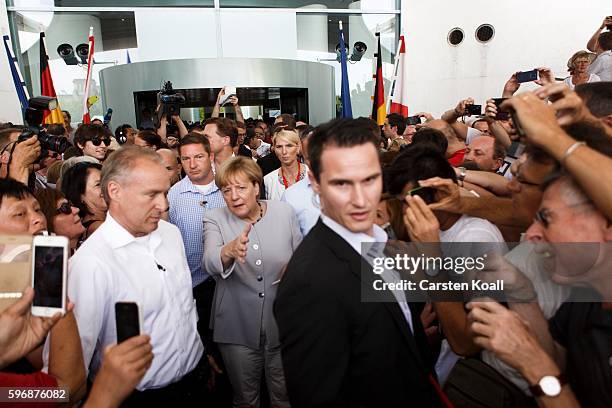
350, 41, 367, 61
57, 43, 78, 65
75, 43, 89, 64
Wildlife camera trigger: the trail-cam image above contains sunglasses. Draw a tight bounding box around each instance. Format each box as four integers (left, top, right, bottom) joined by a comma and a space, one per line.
91, 138, 111, 147
56, 201, 73, 215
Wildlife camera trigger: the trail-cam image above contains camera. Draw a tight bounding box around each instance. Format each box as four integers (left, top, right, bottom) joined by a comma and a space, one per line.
465, 104, 482, 116
17, 96, 69, 161
156, 81, 185, 126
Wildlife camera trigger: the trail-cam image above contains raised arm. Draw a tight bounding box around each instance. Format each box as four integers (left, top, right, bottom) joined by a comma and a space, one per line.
587, 17, 612, 52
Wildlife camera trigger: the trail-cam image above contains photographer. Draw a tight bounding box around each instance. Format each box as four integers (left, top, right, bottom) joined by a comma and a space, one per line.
586, 17, 612, 81
1, 135, 41, 186
157, 113, 188, 145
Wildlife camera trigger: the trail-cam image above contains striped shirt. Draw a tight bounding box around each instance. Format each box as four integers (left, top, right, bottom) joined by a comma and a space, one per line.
168, 176, 226, 286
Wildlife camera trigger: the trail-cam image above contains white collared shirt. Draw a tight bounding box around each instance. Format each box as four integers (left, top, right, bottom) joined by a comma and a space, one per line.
281, 176, 320, 235
67, 213, 203, 390
321, 215, 413, 332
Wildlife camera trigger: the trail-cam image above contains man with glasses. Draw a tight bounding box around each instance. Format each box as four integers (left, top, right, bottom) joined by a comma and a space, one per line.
469, 171, 612, 407
74, 124, 112, 163
167, 133, 226, 342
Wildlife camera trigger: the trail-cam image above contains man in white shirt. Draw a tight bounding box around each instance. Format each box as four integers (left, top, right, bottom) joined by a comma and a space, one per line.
68, 146, 208, 406
280, 130, 320, 235
249, 136, 271, 159
586, 21, 612, 82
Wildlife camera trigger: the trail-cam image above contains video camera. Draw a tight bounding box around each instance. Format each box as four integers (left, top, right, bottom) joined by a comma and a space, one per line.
156, 81, 185, 127
17, 96, 69, 161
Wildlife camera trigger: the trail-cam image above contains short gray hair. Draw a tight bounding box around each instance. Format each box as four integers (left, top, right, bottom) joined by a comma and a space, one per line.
101, 146, 164, 204
542, 170, 592, 208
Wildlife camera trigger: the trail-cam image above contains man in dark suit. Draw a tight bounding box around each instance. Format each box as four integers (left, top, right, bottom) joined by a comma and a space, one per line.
274, 118, 442, 407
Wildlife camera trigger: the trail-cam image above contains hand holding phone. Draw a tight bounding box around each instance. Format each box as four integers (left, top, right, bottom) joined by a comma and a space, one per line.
115, 302, 142, 343
31, 236, 68, 317
516, 69, 539, 84
465, 104, 482, 116
492, 98, 510, 120
406, 115, 422, 126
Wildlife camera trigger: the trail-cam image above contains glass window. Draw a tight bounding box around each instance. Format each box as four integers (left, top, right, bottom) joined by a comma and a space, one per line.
52, 0, 213, 6
13, 11, 138, 121
219, 0, 399, 11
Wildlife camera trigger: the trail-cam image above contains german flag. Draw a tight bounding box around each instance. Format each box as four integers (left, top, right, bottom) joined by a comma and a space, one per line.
371, 33, 385, 126
40, 32, 63, 125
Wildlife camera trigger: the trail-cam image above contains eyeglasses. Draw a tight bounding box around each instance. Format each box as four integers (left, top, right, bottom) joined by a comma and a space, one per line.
534, 201, 591, 228
91, 138, 111, 147
56, 201, 73, 215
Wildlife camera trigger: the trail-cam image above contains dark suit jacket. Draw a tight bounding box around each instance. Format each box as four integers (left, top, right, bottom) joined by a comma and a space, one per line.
274, 220, 440, 408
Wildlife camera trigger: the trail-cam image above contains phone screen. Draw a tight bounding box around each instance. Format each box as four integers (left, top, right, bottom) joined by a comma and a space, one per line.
115, 302, 140, 343
32, 246, 64, 308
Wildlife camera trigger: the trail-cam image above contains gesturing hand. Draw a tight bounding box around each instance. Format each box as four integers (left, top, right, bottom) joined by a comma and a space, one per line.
225, 223, 252, 264
502, 73, 520, 97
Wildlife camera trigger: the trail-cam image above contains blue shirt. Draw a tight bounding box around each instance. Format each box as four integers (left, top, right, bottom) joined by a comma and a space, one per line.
280, 177, 320, 236
168, 176, 226, 286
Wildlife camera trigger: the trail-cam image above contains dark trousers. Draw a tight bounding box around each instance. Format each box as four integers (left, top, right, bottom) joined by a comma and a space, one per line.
121, 354, 210, 407
193, 278, 234, 408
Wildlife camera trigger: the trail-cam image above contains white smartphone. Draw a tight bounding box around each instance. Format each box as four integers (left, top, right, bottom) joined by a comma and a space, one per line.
31, 235, 68, 317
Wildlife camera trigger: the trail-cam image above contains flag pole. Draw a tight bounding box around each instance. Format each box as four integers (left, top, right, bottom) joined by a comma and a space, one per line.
386, 36, 403, 114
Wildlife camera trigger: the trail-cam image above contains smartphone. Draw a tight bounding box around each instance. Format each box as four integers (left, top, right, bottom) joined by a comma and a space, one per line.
405, 115, 422, 126
492, 98, 510, 120
31, 235, 68, 317
115, 301, 142, 343
465, 104, 482, 116
516, 69, 539, 83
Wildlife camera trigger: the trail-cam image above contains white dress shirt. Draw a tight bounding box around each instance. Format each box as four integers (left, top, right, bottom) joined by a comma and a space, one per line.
321, 215, 413, 332
280, 177, 320, 236
67, 213, 203, 390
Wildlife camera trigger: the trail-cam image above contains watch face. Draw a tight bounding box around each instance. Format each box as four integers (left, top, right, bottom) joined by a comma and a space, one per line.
540, 376, 562, 396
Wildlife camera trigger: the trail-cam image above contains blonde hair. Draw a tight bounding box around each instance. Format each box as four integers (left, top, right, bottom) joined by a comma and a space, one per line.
567, 50, 595, 73
272, 129, 300, 147
215, 156, 263, 189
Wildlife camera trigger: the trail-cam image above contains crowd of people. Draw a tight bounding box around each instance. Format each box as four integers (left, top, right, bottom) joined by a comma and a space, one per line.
0, 18, 611, 408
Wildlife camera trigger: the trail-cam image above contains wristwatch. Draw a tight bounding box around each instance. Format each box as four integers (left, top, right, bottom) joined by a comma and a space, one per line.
457, 167, 467, 181
529, 374, 568, 397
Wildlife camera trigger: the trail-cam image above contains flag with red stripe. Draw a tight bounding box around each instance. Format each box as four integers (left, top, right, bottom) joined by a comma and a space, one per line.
40, 32, 63, 124
370, 33, 385, 126
389, 35, 409, 117
82, 27, 95, 124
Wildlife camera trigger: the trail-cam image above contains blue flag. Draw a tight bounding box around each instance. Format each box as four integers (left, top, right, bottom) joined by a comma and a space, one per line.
126, 50, 131, 64
3, 35, 29, 113
338, 21, 352, 118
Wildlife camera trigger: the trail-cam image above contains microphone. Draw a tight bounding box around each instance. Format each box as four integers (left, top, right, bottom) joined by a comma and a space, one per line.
103, 108, 113, 127
199, 200, 207, 207
156, 262, 166, 271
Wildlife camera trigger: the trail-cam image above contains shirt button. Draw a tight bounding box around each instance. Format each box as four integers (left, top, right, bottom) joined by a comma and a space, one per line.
253, 244, 259, 250
255, 259, 262, 266
259, 292, 265, 298
609, 356, 612, 368
257, 276, 263, 281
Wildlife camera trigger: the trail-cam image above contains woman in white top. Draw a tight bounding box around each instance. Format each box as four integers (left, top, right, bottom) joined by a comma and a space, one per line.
563, 50, 601, 90
263, 128, 308, 200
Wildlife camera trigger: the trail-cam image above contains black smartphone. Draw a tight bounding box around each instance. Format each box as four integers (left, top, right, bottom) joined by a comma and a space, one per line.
115, 302, 142, 343
516, 69, 539, 83
492, 98, 510, 120
405, 115, 422, 126
465, 104, 482, 116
